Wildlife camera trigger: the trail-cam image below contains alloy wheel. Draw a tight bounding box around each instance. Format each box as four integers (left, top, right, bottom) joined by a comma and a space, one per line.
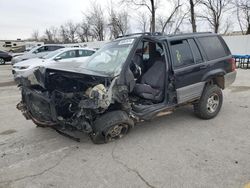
207, 93, 219, 113
105, 123, 129, 142
0, 58, 5, 65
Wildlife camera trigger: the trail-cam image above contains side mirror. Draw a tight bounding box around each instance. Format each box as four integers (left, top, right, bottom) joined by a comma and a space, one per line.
54, 56, 62, 61
33, 50, 38, 54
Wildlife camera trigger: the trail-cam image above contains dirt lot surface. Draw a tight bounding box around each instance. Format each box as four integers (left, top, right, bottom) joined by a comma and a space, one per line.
0, 65, 250, 188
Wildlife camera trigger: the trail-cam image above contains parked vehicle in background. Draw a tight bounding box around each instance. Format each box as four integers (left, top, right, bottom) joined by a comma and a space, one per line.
11, 44, 65, 64
0, 40, 44, 53
0, 50, 12, 65
16, 32, 236, 144
24, 42, 44, 52
12, 48, 95, 77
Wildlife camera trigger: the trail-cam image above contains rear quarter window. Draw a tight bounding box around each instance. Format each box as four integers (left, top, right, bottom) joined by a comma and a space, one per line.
198, 36, 228, 61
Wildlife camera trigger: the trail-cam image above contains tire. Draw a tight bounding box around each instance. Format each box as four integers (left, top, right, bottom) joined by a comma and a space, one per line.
194, 85, 223, 119
0, 58, 5, 65
90, 110, 134, 144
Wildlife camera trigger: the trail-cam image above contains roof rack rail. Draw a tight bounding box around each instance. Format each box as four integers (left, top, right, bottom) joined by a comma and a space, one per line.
116, 32, 163, 39
167, 32, 213, 37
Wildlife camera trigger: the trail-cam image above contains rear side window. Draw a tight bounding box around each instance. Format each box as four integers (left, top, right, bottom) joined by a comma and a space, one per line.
48, 46, 64, 51
198, 36, 227, 60
58, 50, 77, 59
170, 40, 194, 68
188, 39, 203, 64
78, 50, 95, 57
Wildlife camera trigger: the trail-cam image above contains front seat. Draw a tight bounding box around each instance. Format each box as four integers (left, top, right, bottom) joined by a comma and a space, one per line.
133, 60, 165, 102
131, 54, 144, 74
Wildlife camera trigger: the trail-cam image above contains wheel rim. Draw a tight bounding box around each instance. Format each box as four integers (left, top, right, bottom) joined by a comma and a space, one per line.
105, 123, 129, 142
207, 93, 219, 113
0, 58, 4, 65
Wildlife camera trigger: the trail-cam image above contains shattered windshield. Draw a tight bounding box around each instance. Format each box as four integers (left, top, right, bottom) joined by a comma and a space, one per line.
80, 38, 135, 74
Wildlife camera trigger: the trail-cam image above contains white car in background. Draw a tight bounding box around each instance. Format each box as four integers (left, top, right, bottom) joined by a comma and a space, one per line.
12, 48, 95, 78
11, 44, 65, 64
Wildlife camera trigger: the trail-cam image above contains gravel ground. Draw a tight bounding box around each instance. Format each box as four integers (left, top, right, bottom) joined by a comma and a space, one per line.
0, 65, 249, 188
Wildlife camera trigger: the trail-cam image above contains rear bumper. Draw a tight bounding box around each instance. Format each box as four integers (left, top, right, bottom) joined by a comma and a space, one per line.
224, 71, 237, 88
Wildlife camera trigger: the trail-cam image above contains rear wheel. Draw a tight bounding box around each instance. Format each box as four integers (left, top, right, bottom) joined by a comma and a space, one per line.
194, 85, 223, 119
0, 58, 5, 65
90, 110, 134, 144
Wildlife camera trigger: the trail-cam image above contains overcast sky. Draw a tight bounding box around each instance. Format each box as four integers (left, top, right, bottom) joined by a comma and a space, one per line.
0, 0, 237, 40
0, 0, 111, 40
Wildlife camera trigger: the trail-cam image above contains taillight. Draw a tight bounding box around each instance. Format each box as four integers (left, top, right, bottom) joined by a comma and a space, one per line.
228, 58, 236, 71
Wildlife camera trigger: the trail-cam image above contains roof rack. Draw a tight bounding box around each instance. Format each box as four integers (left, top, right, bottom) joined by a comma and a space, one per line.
116, 32, 163, 39
116, 32, 213, 39
167, 32, 213, 37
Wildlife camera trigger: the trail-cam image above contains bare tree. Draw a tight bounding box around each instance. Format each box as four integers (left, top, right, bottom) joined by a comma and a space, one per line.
66, 21, 78, 43
160, 0, 182, 33
172, 10, 190, 34
77, 21, 92, 42
199, 0, 232, 33
156, 6, 188, 34
154, 0, 182, 33
189, 0, 197, 32
108, 6, 130, 38
189, 0, 202, 32
86, 3, 106, 41
59, 24, 70, 43
123, 0, 158, 32
31, 30, 39, 41
44, 27, 58, 43
235, 0, 250, 34
44, 29, 52, 43
222, 18, 233, 34
137, 12, 150, 32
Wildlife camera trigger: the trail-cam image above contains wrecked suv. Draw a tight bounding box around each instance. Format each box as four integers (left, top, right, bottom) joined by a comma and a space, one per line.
16, 32, 236, 144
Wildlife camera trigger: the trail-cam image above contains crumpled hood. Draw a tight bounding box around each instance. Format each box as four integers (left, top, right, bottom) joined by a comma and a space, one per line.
15, 66, 114, 89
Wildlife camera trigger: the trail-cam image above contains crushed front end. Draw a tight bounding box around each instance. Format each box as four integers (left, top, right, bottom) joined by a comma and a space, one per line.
16, 67, 129, 137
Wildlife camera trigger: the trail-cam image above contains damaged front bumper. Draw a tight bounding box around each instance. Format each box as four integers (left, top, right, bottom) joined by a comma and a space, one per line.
17, 101, 57, 127
17, 87, 93, 133
17, 87, 60, 127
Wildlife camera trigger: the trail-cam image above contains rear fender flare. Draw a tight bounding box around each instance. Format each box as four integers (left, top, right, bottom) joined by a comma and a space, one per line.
201, 69, 226, 88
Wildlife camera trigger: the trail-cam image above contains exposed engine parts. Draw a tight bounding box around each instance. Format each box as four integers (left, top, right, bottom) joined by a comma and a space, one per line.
17, 68, 128, 136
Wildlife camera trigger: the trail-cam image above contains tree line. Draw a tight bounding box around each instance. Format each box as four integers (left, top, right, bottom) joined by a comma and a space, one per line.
31, 0, 250, 43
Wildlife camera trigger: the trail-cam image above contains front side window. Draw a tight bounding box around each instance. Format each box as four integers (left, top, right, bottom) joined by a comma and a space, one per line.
170, 40, 194, 68
80, 38, 135, 74
37, 46, 45, 53
35, 46, 49, 53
